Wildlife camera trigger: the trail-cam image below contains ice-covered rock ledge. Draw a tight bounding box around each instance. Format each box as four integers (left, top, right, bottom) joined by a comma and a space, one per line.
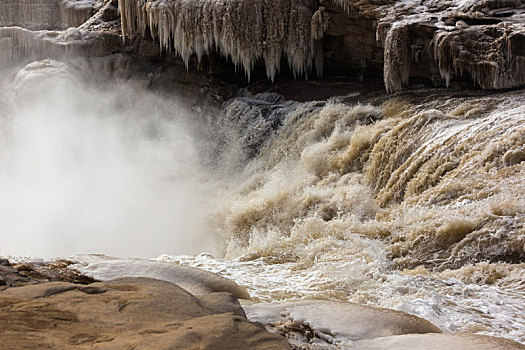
0, 0, 97, 30
2, 0, 524, 92
376, 0, 525, 92
317, 0, 525, 91
115, 0, 525, 91
0, 0, 123, 65
117, 0, 321, 81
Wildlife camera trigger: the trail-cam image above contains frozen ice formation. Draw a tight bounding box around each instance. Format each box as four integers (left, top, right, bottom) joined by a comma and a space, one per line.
0, 0, 96, 30
117, 0, 321, 81
245, 300, 442, 344
1, 0, 524, 90
0, 0, 122, 65
8, 59, 79, 97
0, 0, 62, 30
376, 0, 525, 92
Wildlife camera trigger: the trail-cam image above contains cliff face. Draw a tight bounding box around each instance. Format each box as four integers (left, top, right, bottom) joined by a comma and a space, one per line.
0, 0, 123, 67
0, 0, 96, 30
1, 0, 524, 91
318, 0, 525, 91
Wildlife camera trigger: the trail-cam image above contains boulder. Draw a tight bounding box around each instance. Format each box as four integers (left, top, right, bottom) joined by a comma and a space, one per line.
244, 300, 525, 349
0, 260, 37, 289
0, 277, 290, 349
245, 300, 441, 344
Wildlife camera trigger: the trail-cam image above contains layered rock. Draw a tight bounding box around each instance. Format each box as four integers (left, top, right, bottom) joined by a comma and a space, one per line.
0, 258, 98, 291
0, 277, 290, 349
0, 259, 37, 288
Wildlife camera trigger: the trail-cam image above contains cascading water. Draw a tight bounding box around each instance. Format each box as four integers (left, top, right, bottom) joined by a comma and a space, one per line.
1, 0, 524, 348
151, 88, 525, 345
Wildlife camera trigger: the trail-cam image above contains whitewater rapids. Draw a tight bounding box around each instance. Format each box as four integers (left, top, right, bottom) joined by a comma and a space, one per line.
163, 87, 524, 344
1, 61, 524, 346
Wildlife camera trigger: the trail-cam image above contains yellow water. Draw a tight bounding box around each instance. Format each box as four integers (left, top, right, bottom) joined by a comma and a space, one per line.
161, 88, 525, 343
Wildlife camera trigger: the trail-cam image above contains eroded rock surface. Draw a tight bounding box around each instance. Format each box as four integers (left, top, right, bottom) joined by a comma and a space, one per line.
0, 259, 96, 289
0, 277, 290, 349
244, 300, 525, 350
245, 300, 441, 345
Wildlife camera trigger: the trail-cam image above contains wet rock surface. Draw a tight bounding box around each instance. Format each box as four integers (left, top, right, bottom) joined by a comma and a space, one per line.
351, 333, 525, 350
3, 258, 523, 350
0, 276, 291, 349
0, 259, 96, 289
243, 300, 525, 349
242, 300, 525, 350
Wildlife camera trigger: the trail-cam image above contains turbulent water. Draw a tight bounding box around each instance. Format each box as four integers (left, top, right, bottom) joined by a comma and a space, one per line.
150, 88, 525, 344
1, 60, 524, 345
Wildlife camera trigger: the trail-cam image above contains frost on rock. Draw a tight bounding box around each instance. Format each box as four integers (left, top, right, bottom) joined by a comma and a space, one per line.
377, 0, 525, 92
0, 0, 62, 30
0, 27, 62, 64
0, 0, 122, 66
0, 0, 96, 30
435, 24, 525, 90
8, 59, 79, 98
0, 26, 99, 64
325, 0, 397, 18
60, 0, 97, 28
117, 0, 320, 81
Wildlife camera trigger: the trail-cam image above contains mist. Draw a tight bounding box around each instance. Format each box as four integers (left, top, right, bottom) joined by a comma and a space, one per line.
0, 61, 221, 259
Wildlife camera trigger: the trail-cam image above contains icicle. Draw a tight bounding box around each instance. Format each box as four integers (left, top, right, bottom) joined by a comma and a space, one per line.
311, 7, 327, 41
433, 30, 453, 87
117, 0, 320, 81
327, 0, 359, 18
0, 0, 62, 30
0, 26, 85, 65
383, 22, 411, 93
60, 0, 96, 28
433, 24, 525, 90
